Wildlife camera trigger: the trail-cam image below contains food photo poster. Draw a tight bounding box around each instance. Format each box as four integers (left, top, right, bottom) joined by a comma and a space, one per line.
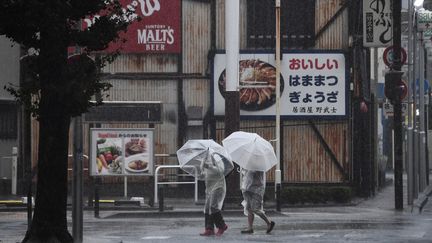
90, 128, 154, 176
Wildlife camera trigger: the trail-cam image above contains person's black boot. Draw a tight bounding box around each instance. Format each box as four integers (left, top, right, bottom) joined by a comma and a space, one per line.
212, 212, 228, 236
200, 214, 215, 236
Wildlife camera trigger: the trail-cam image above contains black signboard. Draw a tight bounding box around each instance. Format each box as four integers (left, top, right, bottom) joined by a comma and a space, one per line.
84, 102, 162, 123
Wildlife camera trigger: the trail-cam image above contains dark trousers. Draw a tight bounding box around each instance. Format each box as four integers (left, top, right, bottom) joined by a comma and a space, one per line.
204, 212, 225, 229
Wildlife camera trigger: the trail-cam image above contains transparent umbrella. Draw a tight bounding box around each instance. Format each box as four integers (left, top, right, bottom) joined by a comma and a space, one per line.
176, 139, 234, 179
222, 131, 277, 172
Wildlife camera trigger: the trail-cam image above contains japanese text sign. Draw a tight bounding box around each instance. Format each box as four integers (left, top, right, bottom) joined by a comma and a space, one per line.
84, 0, 181, 53
383, 100, 408, 117
363, 0, 392, 47
90, 128, 155, 176
213, 52, 347, 119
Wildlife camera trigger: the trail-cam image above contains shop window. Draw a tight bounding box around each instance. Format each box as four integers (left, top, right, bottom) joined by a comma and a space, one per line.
247, 0, 315, 49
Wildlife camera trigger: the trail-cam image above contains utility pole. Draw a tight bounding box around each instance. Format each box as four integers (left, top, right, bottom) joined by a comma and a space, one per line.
274, 0, 282, 212
407, 0, 414, 206
224, 0, 240, 202
392, 0, 404, 210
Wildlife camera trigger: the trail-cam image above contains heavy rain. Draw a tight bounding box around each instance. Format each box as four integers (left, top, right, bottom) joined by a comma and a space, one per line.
1, 0, 432, 242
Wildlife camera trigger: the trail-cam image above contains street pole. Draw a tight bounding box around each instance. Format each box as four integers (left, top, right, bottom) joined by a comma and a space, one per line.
224, 0, 240, 202
72, 116, 83, 243
413, 29, 419, 200
275, 0, 281, 212
420, 39, 427, 192
373, 47, 379, 191
407, 0, 414, 205
224, 0, 240, 136
72, 36, 83, 242
392, 0, 403, 210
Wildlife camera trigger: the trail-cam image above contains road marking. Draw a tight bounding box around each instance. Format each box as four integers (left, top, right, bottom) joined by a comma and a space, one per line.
294, 233, 324, 238
141, 236, 171, 240
103, 236, 122, 239
344, 232, 364, 239
0, 200, 23, 204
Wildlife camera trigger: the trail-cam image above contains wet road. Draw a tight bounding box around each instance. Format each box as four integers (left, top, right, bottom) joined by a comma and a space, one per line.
1, 181, 432, 243
1, 205, 432, 243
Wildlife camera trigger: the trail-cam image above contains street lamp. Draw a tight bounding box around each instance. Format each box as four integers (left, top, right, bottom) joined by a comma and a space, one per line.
414, 0, 424, 9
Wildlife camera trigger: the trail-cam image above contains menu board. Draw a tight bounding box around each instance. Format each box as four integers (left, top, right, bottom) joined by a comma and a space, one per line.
90, 128, 154, 176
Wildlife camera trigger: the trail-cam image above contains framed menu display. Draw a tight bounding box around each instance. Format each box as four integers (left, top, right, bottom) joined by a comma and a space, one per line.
89, 128, 154, 176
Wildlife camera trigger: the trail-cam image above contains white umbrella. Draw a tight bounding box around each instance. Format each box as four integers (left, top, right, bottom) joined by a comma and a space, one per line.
176, 139, 234, 179
222, 131, 277, 172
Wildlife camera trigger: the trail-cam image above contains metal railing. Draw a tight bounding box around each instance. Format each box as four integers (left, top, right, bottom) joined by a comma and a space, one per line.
154, 165, 198, 205
67, 154, 89, 172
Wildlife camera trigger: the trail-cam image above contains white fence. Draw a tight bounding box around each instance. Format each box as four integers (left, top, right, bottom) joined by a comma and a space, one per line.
154, 165, 198, 205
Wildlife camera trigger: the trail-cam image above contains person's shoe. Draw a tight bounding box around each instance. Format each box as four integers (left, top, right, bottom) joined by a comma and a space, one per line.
266, 221, 275, 234
241, 228, 254, 234
200, 228, 215, 236
216, 224, 228, 236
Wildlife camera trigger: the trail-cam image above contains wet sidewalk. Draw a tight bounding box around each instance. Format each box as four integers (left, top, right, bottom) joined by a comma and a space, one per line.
1, 172, 432, 215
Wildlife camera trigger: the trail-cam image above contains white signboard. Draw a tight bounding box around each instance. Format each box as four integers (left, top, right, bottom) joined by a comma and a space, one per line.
417, 10, 432, 31
213, 52, 347, 118
422, 29, 432, 40
90, 128, 154, 176
363, 0, 392, 47
383, 100, 408, 117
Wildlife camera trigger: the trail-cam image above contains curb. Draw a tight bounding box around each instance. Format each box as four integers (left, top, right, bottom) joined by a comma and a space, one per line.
101, 209, 285, 219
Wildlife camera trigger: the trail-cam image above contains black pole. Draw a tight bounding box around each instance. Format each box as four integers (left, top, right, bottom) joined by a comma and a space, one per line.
94, 177, 100, 218
26, 173, 32, 227
392, 0, 403, 210
158, 186, 164, 212
224, 91, 240, 203
19, 52, 34, 228
276, 183, 281, 211
22, 104, 32, 226
72, 116, 83, 242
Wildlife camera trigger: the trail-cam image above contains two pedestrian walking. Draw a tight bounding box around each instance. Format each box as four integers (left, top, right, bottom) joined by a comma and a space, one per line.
199, 164, 275, 236
177, 135, 276, 237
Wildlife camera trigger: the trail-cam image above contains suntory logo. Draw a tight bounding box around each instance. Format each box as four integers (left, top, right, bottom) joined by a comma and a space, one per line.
84, 0, 161, 27
137, 0, 160, 16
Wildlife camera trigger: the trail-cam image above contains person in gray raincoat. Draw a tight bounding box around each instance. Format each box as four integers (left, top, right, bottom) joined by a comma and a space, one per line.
198, 152, 228, 236
240, 168, 275, 234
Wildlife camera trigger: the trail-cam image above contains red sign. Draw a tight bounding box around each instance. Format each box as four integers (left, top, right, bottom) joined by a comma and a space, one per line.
84, 0, 181, 54
383, 46, 407, 67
